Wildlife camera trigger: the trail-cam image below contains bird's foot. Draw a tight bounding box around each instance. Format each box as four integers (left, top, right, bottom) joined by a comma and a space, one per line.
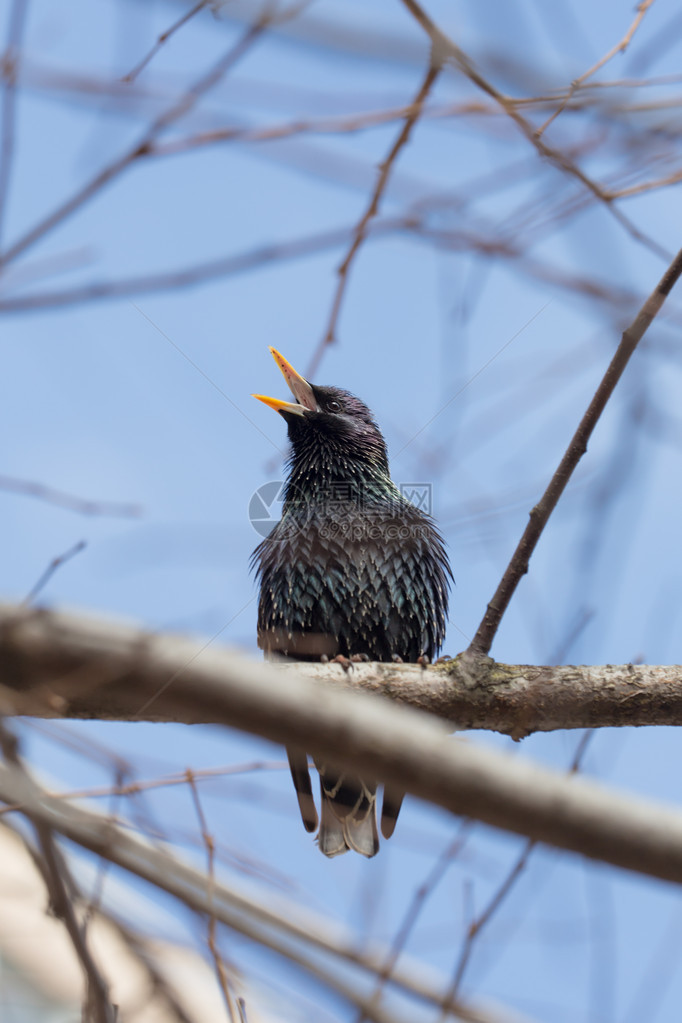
417, 654, 431, 667
392, 654, 404, 664
350, 653, 370, 663
330, 654, 353, 672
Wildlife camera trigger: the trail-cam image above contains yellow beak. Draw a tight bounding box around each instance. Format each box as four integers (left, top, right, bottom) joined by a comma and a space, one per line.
252, 347, 318, 416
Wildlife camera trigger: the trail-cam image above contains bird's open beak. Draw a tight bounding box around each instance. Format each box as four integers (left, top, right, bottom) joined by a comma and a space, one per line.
252, 347, 318, 417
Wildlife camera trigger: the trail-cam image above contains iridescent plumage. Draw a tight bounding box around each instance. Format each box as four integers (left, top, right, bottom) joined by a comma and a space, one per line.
252, 351, 452, 856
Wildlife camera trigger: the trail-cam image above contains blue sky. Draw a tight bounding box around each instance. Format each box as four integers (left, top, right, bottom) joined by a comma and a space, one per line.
3, 1, 682, 1020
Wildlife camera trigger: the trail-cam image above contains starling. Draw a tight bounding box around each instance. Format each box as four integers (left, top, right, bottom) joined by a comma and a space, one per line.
252, 348, 452, 857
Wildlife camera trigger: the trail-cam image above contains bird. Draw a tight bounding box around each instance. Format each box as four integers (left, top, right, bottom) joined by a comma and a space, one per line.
252, 347, 452, 857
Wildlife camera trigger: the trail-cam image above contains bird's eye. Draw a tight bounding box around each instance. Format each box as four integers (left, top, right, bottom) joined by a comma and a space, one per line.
326, 400, 342, 413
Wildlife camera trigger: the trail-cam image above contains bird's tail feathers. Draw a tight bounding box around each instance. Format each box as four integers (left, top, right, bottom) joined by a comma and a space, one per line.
317, 768, 379, 858
318, 793, 350, 857
380, 786, 404, 839
286, 747, 319, 833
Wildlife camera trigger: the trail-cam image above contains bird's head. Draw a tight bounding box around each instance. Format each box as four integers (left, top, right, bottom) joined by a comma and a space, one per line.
253, 348, 389, 474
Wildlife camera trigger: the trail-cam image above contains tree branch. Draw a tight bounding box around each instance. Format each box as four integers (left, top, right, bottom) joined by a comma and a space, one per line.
0, 753, 505, 1023
397, 0, 669, 259
0, 7, 276, 270
0, 724, 117, 1023
1, 604, 681, 735
467, 244, 682, 658
310, 59, 441, 376
4, 605, 682, 883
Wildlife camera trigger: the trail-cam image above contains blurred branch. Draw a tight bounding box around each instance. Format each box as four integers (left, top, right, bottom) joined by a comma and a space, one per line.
122, 0, 211, 83
0, 0, 28, 249
186, 769, 241, 1023
0, 4, 281, 270
23, 540, 86, 606
0, 218, 410, 311
0, 724, 117, 1023
147, 99, 496, 156
0, 214, 666, 321
467, 246, 682, 658
6, 606, 682, 882
438, 732, 592, 1017
398, 0, 669, 259
0, 473, 142, 516
358, 824, 472, 1023
536, 0, 657, 137
0, 750, 507, 1023
310, 59, 441, 376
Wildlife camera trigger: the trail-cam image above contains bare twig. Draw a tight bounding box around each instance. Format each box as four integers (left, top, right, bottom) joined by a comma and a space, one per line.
186, 769, 240, 1023
357, 823, 473, 1023
309, 59, 442, 377
0, 724, 117, 1023
148, 99, 492, 156
0, 755, 495, 1023
0, 0, 28, 250
536, 0, 658, 138
397, 0, 669, 259
442, 840, 535, 1019
438, 732, 594, 1017
23, 539, 86, 605
467, 246, 682, 658
0, 473, 142, 516
0, 7, 276, 269
0, 218, 409, 312
122, 0, 210, 83
606, 165, 682, 200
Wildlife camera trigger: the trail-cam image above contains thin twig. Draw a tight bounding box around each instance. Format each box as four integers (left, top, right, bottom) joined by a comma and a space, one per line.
0, 756, 489, 1023
186, 769, 240, 1023
441, 839, 535, 1019
308, 59, 442, 378
536, 0, 658, 138
606, 165, 682, 200
0, 723, 117, 1023
398, 0, 669, 260
23, 539, 86, 606
0, 6, 278, 270
0, 218, 409, 312
148, 99, 494, 156
122, 0, 210, 83
467, 246, 682, 658
0, 0, 28, 251
0, 215, 668, 327
357, 822, 472, 1023
0, 473, 142, 516
437, 733, 594, 1017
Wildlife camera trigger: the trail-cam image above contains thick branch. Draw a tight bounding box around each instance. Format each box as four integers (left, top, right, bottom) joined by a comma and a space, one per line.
0, 605, 680, 735
3, 605, 682, 884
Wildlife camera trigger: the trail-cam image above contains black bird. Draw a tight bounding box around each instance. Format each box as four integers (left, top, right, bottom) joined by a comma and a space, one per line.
252, 348, 452, 857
